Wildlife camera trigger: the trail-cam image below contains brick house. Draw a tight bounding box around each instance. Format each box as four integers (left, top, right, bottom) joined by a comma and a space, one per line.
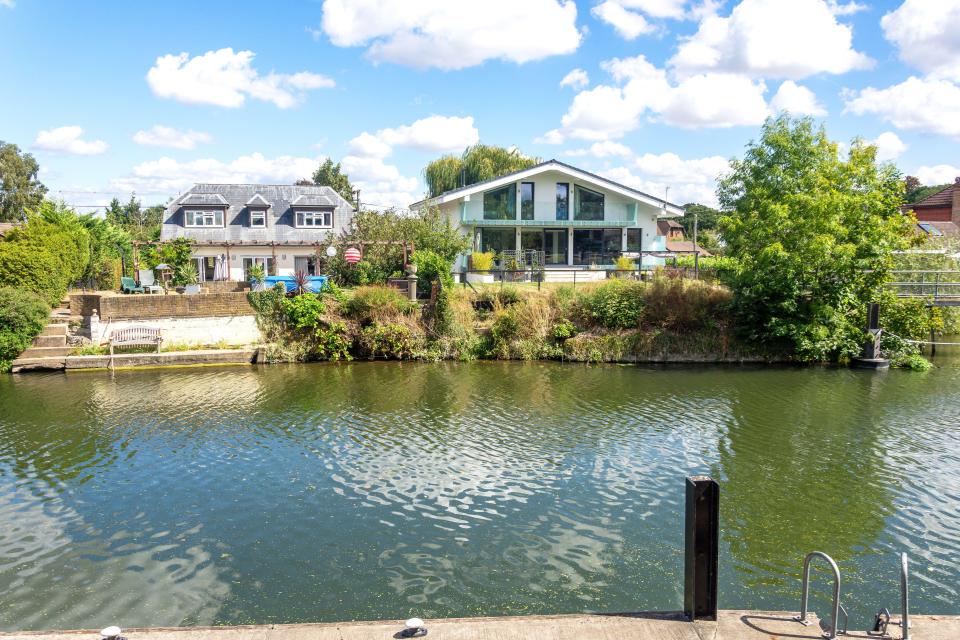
905, 178, 960, 237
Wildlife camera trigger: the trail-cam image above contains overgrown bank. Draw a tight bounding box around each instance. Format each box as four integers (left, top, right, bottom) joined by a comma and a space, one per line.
249, 277, 778, 364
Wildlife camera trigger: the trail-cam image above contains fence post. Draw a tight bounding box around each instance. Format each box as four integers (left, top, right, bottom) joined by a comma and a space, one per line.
684, 475, 719, 621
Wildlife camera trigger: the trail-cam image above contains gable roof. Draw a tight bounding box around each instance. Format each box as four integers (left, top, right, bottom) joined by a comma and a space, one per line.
246, 193, 271, 207
179, 192, 229, 207
410, 159, 685, 216
291, 193, 337, 207
908, 182, 957, 208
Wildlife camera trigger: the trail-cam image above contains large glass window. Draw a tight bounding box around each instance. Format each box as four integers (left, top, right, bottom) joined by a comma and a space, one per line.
544, 228, 568, 265
295, 210, 332, 228
483, 184, 516, 220
627, 228, 642, 253
556, 183, 569, 220
242, 257, 276, 279
294, 256, 319, 275
185, 209, 223, 227
521, 182, 535, 220
480, 228, 515, 255
573, 228, 621, 265
575, 186, 604, 220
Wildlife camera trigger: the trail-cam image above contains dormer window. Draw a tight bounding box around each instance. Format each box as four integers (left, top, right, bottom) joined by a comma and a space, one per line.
250, 209, 267, 227
185, 209, 224, 227
295, 209, 333, 228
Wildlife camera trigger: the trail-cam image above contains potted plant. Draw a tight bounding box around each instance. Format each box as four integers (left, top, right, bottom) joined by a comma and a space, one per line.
466, 251, 495, 284
248, 263, 266, 291
175, 262, 201, 294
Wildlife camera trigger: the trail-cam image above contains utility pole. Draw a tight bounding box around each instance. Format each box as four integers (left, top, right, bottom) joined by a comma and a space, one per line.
693, 209, 699, 280
353, 189, 361, 211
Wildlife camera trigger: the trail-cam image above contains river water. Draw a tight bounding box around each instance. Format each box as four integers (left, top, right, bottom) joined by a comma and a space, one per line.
1, 352, 958, 631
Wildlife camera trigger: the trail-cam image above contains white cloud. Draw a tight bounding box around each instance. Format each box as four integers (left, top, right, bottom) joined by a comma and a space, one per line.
604, 151, 729, 205
560, 68, 590, 89
34, 126, 108, 155
347, 132, 393, 159
769, 81, 827, 116
0, 0, 13, 8
111, 153, 323, 194
844, 76, 960, 140
618, 0, 688, 19
671, 0, 872, 79
146, 48, 334, 109
870, 131, 907, 162
341, 156, 420, 208
132, 125, 213, 150
826, 1, 866, 16
543, 55, 770, 141
915, 164, 960, 186
563, 141, 633, 157
881, 0, 960, 81
319, 0, 581, 69
376, 115, 479, 153
592, 1, 655, 39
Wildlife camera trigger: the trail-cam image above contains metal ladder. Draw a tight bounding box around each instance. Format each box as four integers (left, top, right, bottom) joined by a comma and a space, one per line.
794, 551, 911, 640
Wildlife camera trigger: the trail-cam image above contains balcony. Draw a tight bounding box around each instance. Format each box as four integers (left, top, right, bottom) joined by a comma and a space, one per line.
460, 202, 637, 227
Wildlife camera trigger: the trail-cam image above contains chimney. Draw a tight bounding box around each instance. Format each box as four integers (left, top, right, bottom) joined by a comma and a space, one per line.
954, 177, 960, 224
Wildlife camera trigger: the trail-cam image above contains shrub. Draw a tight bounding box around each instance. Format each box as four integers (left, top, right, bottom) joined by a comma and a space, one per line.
641, 277, 732, 332
0, 286, 49, 371
412, 249, 454, 288
344, 286, 417, 323
0, 243, 68, 306
471, 251, 494, 271
358, 323, 425, 359
614, 255, 636, 271
282, 293, 326, 331
315, 321, 352, 361
579, 279, 645, 329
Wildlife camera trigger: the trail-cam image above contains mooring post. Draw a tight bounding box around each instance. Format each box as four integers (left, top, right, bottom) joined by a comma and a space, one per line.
684, 475, 719, 621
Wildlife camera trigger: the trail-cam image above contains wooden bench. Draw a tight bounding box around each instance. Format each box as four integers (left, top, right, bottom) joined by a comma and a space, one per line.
108, 327, 163, 356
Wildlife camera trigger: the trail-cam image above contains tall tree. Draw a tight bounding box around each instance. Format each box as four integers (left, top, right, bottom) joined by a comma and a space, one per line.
311, 159, 356, 204
679, 202, 722, 237
719, 115, 913, 361
423, 144, 539, 197
0, 142, 47, 221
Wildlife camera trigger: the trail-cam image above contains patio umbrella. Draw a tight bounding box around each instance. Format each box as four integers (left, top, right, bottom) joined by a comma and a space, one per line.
213, 254, 227, 281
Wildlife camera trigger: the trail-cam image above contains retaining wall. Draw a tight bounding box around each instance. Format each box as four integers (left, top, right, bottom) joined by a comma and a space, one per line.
72, 291, 254, 321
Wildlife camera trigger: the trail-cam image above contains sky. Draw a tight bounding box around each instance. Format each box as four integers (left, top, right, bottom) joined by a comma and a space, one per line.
1, 0, 959, 212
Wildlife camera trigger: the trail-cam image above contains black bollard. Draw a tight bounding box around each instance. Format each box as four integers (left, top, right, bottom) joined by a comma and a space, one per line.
684, 475, 719, 621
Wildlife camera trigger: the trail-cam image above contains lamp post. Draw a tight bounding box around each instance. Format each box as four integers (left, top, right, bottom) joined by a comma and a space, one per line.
693, 210, 699, 280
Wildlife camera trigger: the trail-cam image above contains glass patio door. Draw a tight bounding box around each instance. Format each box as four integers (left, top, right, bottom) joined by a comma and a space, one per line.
544, 228, 568, 265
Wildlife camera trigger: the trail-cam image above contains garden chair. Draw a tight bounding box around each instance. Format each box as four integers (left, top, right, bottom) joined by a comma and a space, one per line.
138, 269, 164, 294
121, 276, 144, 294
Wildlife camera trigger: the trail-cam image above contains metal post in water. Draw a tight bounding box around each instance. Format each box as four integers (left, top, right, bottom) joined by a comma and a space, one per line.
684, 475, 719, 621
900, 552, 910, 640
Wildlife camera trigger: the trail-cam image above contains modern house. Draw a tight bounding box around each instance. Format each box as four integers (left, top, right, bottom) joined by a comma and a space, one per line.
410, 160, 685, 271
160, 184, 356, 281
905, 177, 960, 237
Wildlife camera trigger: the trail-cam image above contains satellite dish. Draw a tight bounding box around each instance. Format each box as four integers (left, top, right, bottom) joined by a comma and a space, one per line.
325, 245, 337, 258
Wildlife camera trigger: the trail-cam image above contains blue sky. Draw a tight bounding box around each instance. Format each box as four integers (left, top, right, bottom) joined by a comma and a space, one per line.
1, 0, 958, 210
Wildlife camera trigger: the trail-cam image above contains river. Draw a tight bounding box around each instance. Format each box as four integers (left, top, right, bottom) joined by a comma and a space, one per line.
1, 352, 958, 631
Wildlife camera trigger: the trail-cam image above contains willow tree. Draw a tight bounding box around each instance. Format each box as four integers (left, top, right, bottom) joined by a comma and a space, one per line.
423, 144, 539, 197
719, 115, 914, 361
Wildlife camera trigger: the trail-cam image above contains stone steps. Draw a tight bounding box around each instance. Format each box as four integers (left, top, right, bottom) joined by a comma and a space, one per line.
33, 334, 67, 348
18, 345, 74, 358
40, 323, 69, 337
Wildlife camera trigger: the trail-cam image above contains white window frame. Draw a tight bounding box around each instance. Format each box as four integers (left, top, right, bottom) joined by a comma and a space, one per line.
250, 208, 267, 228
294, 209, 333, 229
242, 256, 275, 279
185, 209, 224, 227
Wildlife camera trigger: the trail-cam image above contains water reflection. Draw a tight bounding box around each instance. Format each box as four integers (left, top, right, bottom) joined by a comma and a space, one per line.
0, 360, 957, 631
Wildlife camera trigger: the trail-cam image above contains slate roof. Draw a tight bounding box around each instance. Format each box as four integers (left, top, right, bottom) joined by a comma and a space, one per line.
161, 184, 356, 245
246, 193, 271, 207
180, 193, 229, 206
908, 182, 957, 208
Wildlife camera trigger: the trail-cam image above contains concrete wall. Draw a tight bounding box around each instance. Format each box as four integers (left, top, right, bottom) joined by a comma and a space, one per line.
191, 245, 325, 280
92, 315, 261, 346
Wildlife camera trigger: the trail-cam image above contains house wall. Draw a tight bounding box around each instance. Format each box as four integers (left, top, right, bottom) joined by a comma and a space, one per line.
914, 207, 952, 222
190, 245, 325, 279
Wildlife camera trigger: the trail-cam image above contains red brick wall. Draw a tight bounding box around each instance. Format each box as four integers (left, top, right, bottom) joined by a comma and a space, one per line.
914, 207, 952, 222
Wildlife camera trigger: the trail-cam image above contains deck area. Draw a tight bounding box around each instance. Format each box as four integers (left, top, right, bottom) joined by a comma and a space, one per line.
9, 611, 960, 640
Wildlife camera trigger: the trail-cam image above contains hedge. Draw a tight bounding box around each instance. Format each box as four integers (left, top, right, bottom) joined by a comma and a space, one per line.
0, 242, 69, 306
0, 286, 49, 372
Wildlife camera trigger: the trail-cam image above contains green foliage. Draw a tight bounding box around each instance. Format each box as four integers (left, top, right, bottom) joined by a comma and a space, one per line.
718, 115, 913, 361
903, 176, 949, 204
423, 144, 540, 197
680, 203, 722, 236
344, 285, 417, 321
358, 323, 424, 359
78, 213, 132, 288
0, 243, 67, 306
311, 159, 356, 204
247, 263, 266, 283
0, 286, 49, 371
471, 251, 494, 271
579, 280, 646, 329
141, 237, 193, 279
282, 293, 326, 331
640, 277, 732, 332
613, 255, 636, 271
892, 353, 933, 371
411, 249, 453, 288
173, 261, 198, 286
0, 141, 47, 221
315, 322, 353, 361
320, 280, 347, 303
7, 204, 91, 284
552, 318, 577, 340
105, 194, 165, 242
